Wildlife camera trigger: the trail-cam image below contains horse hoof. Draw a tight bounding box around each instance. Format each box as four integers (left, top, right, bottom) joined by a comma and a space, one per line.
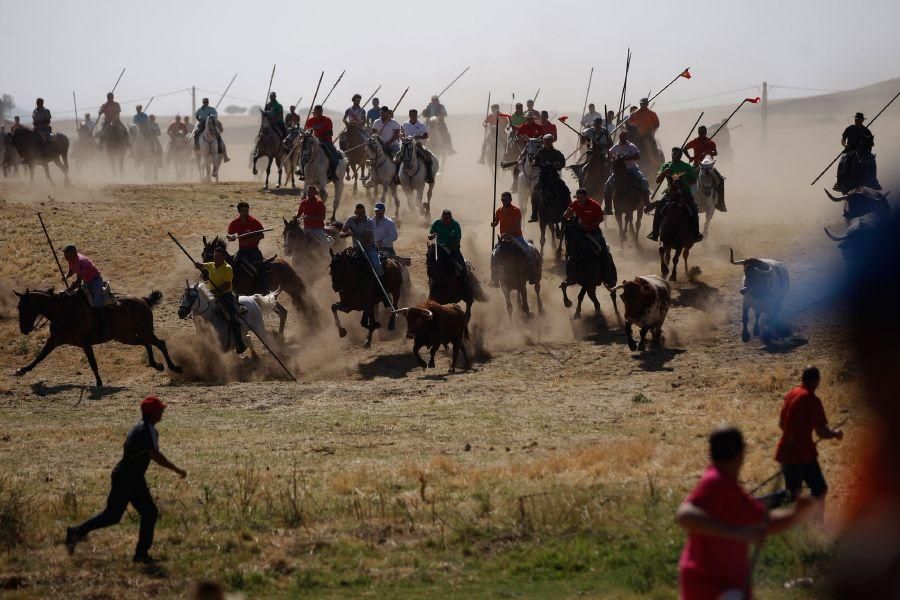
573, 313, 581, 320
638, 343, 646, 352
170, 365, 184, 374
563, 299, 572, 308
741, 332, 750, 343
13, 368, 26, 376
338, 328, 348, 338
669, 274, 677, 282
628, 342, 638, 351
153, 364, 164, 372
363, 340, 372, 349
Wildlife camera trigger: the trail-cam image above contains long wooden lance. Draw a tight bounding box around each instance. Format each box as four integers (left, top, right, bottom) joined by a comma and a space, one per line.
391, 87, 410, 116
72, 91, 79, 130
320, 69, 346, 108
356, 240, 396, 312
305, 71, 325, 124
617, 48, 631, 127
91, 67, 127, 133
490, 112, 507, 250
167, 232, 298, 382
810, 88, 900, 186
649, 67, 690, 103
37, 212, 68, 287
143, 96, 155, 112
650, 111, 704, 199
214, 73, 238, 110
533, 88, 541, 104
436, 67, 470, 99
580, 67, 594, 124
361, 84, 381, 110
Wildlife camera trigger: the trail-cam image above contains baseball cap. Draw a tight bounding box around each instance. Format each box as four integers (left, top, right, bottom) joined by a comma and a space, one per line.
374, 202, 386, 211
140, 396, 167, 415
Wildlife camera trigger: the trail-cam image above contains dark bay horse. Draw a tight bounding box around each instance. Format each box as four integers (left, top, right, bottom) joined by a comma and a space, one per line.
570, 149, 608, 200
201, 236, 317, 332
610, 156, 648, 246
560, 219, 619, 319
252, 112, 285, 190
657, 187, 696, 282
338, 125, 369, 194
100, 123, 129, 175
13, 289, 181, 387
426, 243, 486, 321
533, 166, 570, 260
10, 128, 70, 184
329, 247, 404, 347
281, 216, 345, 281
494, 235, 542, 316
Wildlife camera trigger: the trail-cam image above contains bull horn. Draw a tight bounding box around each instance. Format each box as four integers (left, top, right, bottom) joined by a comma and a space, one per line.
392, 307, 411, 314
824, 227, 848, 242
420, 309, 434, 319
13, 290, 22, 297
823, 189, 848, 203
729, 248, 746, 265
283, 217, 288, 225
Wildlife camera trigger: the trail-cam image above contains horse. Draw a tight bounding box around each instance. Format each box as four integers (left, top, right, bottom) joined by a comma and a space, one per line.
493, 234, 543, 316
397, 137, 439, 220
167, 132, 192, 179
281, 215, 343, 280
99, 122, 129, 176
251, 111, 285, 190
532, 162, 570, 260
364, 135, 401, 215
10, 128, 70, 185
609, 156, 648, 246
201, 236, 317, 332
835, 137, 880, 193
426, 243, 485, 321
426, 116, 450, 163
338, 125, 369, 194
570, 148, 608, 201
1, 133, 26, 177
634, 132, 663, 179
195, 115, 222, 182
560, 219, 619, 319
657, 186, 696, 282
482, 123, 509, 174
13, 288, 181, 388
286, 131, 347, 220
513, 137, 542, 218
72, 126, 99, 170
695, 157, 720, 237
329, 247, 404, 348
131, 124, 162, 181
177, 281, 280, 357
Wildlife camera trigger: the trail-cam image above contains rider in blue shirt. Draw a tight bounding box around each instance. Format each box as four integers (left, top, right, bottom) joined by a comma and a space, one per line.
366, 98, 381, 126
133, 105, 149, 126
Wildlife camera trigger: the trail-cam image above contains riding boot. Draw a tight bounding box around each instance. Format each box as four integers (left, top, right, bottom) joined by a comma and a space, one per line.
231, 320, 247, 354
646, 203, 666, 241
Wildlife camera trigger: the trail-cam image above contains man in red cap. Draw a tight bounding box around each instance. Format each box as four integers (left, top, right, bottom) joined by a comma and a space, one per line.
66, 396, 186, 564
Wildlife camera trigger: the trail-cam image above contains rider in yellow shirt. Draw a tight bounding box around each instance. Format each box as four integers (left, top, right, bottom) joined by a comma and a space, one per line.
194, 246, 245, 353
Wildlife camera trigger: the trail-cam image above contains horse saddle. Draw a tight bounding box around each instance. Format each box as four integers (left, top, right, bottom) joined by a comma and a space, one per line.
82, 282, 118, 308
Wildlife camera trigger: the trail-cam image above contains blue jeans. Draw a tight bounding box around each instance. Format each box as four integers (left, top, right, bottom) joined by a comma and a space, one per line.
365, 246, 384, 276
321, 140, 340, 173
84, 278, 105, 308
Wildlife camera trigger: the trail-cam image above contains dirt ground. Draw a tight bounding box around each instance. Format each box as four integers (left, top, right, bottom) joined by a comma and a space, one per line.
0, 92, 893, 597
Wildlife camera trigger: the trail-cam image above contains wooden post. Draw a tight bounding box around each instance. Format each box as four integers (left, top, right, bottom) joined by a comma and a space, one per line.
191, 86, 196, 116
761, 81, 768, 146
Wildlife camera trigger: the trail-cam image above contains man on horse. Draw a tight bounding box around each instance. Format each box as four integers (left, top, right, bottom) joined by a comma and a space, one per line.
563, 188, 609, 255
304, 104, 340, 181
627, 98, 660, 156
367, 98, 382, 126
373, 105, 402, 157
422, 95, 456, 155
684, 125, 727, 211
581, 103, 603, 129
509, 102, 526, 130
490, 191, 538, 286
32, 98, 52, 145
296, 185, 333, 247
133, 104, 149, 128
194, 97, 230, 162
370, 202, 399, 256
282, 105, 302, 150
527, 134, 567, 223
647, 147, 703, 243
167, 115, 187, 138
98, 92, 125, 149
193, 246, 246, 354
81, 113, 96, 133
264, 92, 287, 140
539, 111, 557, 141
340, 203, 383, 277
479, 103, 509, 164
429, 209, 472, 296
834, 112, 879, 192
604, 130, 650, 213
525, 99, 540, 119
400, 108, 436, 184
63, 245, 108, 335
226, 201, 269, 292
510, 113, 546, 194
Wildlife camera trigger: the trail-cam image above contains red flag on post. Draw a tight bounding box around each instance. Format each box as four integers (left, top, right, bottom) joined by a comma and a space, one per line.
745, 97, 761, 104
680, 68, 691, 79
559, 115, 569, 122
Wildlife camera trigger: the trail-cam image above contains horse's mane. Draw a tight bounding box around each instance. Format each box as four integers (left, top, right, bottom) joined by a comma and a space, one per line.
195, 282, 215, 301
209, 235, 228, 250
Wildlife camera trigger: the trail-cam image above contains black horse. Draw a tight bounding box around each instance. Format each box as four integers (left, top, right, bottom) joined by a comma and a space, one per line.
533, 165, 571, 259
10, 128, 70, 184
657, 186, 696, 282
560, 219, 618, 319
835, 136, 880, 194
426, 243, 485, 321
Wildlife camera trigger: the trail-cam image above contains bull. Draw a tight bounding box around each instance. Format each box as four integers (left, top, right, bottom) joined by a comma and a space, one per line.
824, 211, 885, 266
395, 300, 470, 373
611, 275, 671, 351
824, 187, 890, 220
729, 248, 789, 343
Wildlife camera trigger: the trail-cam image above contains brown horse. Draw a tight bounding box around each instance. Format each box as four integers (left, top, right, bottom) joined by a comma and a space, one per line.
201, 236, 317, 332
10, 128, 70, 184
338, 125, 369, 195
493, 235, 543, 316
610, 156, 648, 246
426, 243, 486, 321
13, 289, 181, 387
329, 247, 404, 348
657, 186, 695, 282
281, 216, 344, 280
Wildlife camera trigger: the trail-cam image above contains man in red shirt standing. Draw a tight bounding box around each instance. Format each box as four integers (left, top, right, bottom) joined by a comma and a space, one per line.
304, 105, 340, 181
776, 366, 843, 507
226, 201, 268, 291
678, 426, 818, 600
296, 185, 332, 248
684, 125, 727, 212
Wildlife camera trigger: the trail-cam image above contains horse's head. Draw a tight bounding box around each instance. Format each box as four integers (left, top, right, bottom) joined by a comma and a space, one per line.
14, 288, 52, 335
365, 135, 382, 158
282, 216, 303, 257
524, 138, 542, 160
399, 137, 415, 165
177, 280, 199, 319
328, 247, 355, 292
201, 235, 229, 263
612, 155, 629, 175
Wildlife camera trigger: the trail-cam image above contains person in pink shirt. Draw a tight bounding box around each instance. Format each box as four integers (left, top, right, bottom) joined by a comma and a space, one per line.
63, 245, 105, 308
677, 426, 818, 599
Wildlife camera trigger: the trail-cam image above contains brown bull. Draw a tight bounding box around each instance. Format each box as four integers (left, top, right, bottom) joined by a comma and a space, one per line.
396, 300, 470, 373
611, 275, 671, 351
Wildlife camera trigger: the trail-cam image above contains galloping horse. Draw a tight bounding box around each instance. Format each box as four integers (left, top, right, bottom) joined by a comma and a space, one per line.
426, 116, 450, 163
695, 157, 720, 237
251, 111, 285, 190
100, 122, 129, 175
560, 219, 618, 319
195, 115, 222, 182
493, 235, 543, 317
397, 137, 439, 220
426, 243, 484, 321
533, 160, 570, 260
657, 185, 696, 282
281, 215, 342, 280
131, 124, 162, 181
329, 247, 404, 348
609, 156, 648, 246
10, 128, 70, 184
571, 149, 608, 201
167, 132, 192, 179
338, 125, 369, 194
286, 131, 347, 220
513, 137, 542, 217
13, 288, 181, 387
365, 135, 401, 216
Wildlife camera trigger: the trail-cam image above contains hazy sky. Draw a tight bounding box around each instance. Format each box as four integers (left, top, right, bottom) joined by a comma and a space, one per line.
3, 0, 899, 118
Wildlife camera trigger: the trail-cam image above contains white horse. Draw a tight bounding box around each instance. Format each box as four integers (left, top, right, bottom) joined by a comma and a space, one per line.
397, 137, 439, 220
695, 156, 720, 237
194, 115, 222, 182
365, 135, 401, 217
287, 131, 347, 220
515, 137, 542, 217
177, 281, 281, 356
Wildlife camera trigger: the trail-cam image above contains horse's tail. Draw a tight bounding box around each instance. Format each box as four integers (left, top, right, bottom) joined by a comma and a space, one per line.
143, 290, 163, 308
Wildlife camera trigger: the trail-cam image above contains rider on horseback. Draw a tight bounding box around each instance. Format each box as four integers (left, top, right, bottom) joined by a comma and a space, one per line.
429, 209, 472, 296
603, 131, 650, 213
478, 103, 508, 164
227, 201, 269, 293
370, 202, 399, 256
286, 105, 301, 129
63, 245, 108, 337
561, 188, 612, 287
684, 125, 727, 211
571, 117, 610, 182
490, 192, 539, 286
366, 98, 382, 126
264, 92, 287, 140
305, 105, 340, 181
627, 98, 661, 159
525, 99, 540, 119
193, 247, 246, 354
511, 114, 547, 194
647, 147, 703, 243
341, 93, 368, 148
539, 111, 557, 141
133, 105, 149, 127
400, 109, 436, 184
422, 95, 456, 155
32, 98, 52, 145
834, 112, 880, 192
509, 103, 527, 130
340, 204, 384, 277
167, 115, 187, 138
581, 103, 603, 129
296, 185, 333, 247
194, 98, 230, 162
80, 113, 96, 134
528, 134, 567, 223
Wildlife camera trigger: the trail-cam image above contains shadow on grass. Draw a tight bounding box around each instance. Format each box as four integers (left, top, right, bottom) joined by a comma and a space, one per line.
578, 312, 624, 346
30, 381, 126, 400
673, 279, 723, 310
357, 352, 419, 379
762, 336, 809, 354
633, 347, 686, 372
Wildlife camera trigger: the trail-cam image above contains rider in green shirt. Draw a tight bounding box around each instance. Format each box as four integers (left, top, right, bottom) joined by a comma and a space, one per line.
509, 103, 527, 129
647, 147, 703, 243
264, 92, 286, 139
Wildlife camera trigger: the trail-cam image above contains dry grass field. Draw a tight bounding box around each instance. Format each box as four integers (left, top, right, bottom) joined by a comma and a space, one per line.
0, 90, 893, 597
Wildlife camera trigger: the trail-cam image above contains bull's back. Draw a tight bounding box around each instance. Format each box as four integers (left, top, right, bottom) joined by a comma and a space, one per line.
636, 276, 671, 325
745, 260, 789, 310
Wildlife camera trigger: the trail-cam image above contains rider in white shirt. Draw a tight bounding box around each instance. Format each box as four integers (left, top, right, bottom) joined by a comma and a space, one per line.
369, 202, 399, 254
604, 130, 649, 211
400, 109, 435, 183
371, 106, 401, 156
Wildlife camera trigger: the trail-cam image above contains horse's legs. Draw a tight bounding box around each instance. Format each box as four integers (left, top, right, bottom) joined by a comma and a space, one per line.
82, 344, 103, 387
534, 281, 544, 315
143, 344, 164, 371
561, 282, 572, 308
659, 246, 669, 277
615, 213, 625, 245
263, 156, 271, 189
425, 182, 434, 217
14, 336, 60, 376
331, 302, 348, 337
682, 247, 690, 277
363, 307, 376, 349
635, 208, 644, 238
54, 156, 70, 185
586, 286, 601, 313
502, 285, 513, 316
151, 335, 182, 373
42, 163, 55, 186
274, 302, 288, 335
670, 248, 681, 282
574, 287, 587, 319
539, 223, 547, 257
519, 284, 530, 315
704, 208, 714, 237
